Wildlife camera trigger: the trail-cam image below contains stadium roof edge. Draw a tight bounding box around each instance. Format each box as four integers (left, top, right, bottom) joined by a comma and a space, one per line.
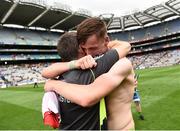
0, 0, 180, 32
107, 0, 180, 32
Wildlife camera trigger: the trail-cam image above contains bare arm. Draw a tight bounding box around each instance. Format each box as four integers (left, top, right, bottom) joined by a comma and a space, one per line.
41, 55, 97, 78
44, 58, 133, 107
108, 40, 131, 58
42, 40, 131, 78
42, 62, 70, 78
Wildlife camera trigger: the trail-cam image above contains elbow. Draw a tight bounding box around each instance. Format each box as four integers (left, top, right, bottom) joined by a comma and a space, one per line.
41, 69, 51, 78
41, 69, 46, 78
78, 96, 95, 107
80, 100, 91, 107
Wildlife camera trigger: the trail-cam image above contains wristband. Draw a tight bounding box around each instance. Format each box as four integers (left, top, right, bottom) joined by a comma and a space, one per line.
68, 60, 76, 70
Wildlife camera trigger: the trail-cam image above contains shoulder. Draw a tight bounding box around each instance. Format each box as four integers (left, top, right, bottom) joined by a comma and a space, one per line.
95, 49, 118, 62
103, 49, 118, 58
113, 58, 132, 69
109, 58, 133, 74
63, 69, 93, 83
94, 49, 119, 68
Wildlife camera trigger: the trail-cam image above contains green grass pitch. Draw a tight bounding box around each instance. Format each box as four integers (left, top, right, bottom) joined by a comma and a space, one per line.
0, 65, 180, 130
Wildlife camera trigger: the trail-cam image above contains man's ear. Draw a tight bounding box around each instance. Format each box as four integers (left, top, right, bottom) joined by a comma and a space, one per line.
105, 35, 110, 46
79, 45, 86, 54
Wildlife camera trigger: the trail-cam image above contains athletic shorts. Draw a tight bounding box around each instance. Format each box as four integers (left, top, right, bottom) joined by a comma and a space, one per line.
133, 90, 140, 102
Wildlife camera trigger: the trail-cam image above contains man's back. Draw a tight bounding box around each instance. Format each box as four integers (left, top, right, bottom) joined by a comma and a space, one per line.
59, 69, 99, 130
58, 49, 119, 130
106, 66, 135, 130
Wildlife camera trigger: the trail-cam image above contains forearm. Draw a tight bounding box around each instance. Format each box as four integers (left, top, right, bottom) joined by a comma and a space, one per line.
47, 73, 120, 107
42, 55, 97, 78
49, 80, 93, 107
41, 62, 70, 78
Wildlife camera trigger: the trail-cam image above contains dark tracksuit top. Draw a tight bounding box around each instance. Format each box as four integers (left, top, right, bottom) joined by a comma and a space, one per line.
58, 49, 119, 130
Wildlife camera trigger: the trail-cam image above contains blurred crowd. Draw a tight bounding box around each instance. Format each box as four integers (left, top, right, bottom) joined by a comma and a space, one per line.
0, 49, 179, 88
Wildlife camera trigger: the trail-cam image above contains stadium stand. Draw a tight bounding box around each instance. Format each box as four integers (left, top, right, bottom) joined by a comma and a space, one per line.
109, 18, 180, 41
109, 18, 180, 70
0, 63, 48, 88
0, 0, 91, 87
129, 49, 180, 69
0, 27, 60, 45
0, 0, 180, 88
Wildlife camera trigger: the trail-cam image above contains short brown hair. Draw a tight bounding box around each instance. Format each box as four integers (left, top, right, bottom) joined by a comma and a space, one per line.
57, 32, 79, 62
77, 17, 107, 45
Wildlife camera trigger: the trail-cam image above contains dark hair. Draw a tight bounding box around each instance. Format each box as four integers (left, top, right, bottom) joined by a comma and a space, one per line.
57, 32, 79, 62
77, 17, 107, 45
